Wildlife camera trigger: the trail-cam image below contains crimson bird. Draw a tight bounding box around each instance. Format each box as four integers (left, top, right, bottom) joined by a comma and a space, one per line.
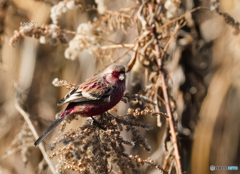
34, 64, 126, 146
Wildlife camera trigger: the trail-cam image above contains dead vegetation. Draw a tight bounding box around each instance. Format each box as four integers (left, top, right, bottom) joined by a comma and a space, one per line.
1, 0, 240, 174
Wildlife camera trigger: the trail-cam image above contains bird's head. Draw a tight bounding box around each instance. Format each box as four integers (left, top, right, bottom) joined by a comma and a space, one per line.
103, 64, 126, 85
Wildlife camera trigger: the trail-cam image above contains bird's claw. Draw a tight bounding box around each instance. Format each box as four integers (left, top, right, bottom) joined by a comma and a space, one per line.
91, 117, 106, 130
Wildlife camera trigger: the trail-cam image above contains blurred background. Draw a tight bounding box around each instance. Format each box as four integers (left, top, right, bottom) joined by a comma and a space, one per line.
0, 0, 240, 174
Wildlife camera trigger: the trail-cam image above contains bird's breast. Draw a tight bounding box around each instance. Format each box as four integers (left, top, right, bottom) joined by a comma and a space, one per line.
75, 85, 125, 117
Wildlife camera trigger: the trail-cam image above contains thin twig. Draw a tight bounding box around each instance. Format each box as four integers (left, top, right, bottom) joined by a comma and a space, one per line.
158, 44, 182, 174
100, 44, 134, 50
94, 30, 151, 74
63, 29, 133, 50
163, 145, 174, 169
15, 84, 56, 174
94, 43, 137, 75
137, 1, 148, 30
159, 6, 208, 30
155, 112, 169, 118
168, 160, 175, 174
160, 24, 181, 58
148, 3, 183, 174
78, 4, 136, 14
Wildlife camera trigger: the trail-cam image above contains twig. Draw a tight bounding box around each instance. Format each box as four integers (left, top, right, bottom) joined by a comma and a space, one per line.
78, 4, 136, 15
159, 6, 208, 30
95, 30, 151, 74
111, 170, 119, 174
158, 42, 182, 174
156, 112, 169, 118
15, 84, 56, 174
217, 11, 240, 33
168, 160, 175, 174
163, 145, 174, 169
160, 24, 181, 58
137, 1, 148, 30
63, 29, 133, 50
100, 44, 134, 50
148, 3, 183, 174
94, 43, 137, 75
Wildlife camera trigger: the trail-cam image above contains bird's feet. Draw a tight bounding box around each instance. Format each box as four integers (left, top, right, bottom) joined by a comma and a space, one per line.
91, 117, 106, 130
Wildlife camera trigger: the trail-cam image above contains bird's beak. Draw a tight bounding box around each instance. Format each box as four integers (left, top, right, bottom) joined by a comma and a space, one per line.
118, 74, 125, 81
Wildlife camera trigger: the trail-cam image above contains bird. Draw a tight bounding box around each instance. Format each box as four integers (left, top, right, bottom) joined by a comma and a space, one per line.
34, 64, 126, 146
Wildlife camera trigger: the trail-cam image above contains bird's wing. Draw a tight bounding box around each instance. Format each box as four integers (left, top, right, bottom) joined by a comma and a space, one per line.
57, 76, 113, 106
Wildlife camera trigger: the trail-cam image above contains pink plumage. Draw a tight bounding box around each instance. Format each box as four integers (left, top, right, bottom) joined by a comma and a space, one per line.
34, 64, 126, 146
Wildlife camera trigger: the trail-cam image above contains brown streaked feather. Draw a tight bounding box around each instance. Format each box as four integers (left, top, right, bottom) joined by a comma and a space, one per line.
57, 75, 113, 106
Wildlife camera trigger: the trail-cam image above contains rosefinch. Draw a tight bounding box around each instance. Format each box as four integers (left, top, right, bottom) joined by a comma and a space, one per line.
34, 64, 126, 146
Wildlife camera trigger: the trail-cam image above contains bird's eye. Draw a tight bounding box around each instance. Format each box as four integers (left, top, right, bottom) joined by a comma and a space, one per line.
112, 72, 115, 75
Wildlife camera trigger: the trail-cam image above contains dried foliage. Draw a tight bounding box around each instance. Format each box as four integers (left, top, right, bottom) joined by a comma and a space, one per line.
2, 0, 240, 174
3, 123, 35, 164
92, 8, 133, 33
9, 24, 68, 46
217, 12, 240, 34
48, 112, 162, 174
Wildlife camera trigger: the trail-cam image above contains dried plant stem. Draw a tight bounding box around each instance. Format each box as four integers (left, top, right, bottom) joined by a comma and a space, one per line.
95, 30, 151, 74
163, 145, 174, 169
154, 24, 182, 174
78, 4, 135, 14
168, 160, 175, 174
63, 29, 131, 49
100, 44, 134, 49
15, 89, 57, 174
161, 24, 180, 58
95, 43, 138, 75
160, 73, 182, 174
159, 6, 208, 30
147, 2, 182, 171
111, 170, 119, 174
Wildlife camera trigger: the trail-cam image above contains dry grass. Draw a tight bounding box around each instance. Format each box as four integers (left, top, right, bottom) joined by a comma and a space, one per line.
1, 0, 240, 174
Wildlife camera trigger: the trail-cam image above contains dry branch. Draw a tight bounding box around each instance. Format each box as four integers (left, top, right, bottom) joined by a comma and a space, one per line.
15, 84, 57, 174
148, 2, 183, 173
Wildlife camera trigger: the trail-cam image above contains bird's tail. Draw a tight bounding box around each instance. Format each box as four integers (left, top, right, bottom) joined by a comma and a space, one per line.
34, 113, 69, 147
